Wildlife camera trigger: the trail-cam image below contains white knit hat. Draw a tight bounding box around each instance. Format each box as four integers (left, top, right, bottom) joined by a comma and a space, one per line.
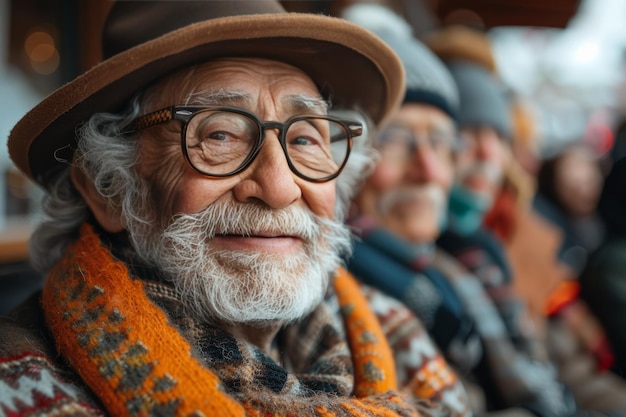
342, 4, 459, 120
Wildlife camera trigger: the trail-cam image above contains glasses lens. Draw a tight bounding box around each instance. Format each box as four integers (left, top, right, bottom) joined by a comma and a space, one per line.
285, 118, 350, 180
184, 110, 259, 176
376, 126, 414, 160
377, 125, 456, 157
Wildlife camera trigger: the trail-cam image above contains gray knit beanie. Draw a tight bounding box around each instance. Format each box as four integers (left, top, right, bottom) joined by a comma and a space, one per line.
446, 59, 512, 138
341, 4, 459, 120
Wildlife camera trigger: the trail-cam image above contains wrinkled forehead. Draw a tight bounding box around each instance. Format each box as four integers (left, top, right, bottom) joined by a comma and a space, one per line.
142, 57, 327, 112
390, 103, 455, 132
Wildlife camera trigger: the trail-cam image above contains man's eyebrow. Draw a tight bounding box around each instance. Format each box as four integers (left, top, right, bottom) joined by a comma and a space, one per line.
285, 94, 329, 114
183, 91, 329, 114
185, 90, 252, 107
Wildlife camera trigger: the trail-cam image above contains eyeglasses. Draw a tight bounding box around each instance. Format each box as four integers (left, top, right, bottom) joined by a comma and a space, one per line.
130, 106, 363, 182
375, 124, 460, 159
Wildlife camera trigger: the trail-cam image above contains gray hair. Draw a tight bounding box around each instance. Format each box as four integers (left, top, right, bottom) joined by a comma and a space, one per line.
331, 109, 378, 219
29, 98, 376, 273
29, 97, 146, 272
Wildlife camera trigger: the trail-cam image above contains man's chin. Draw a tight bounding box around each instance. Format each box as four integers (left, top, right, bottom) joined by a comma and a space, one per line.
203, 297, 323, 326
385, 210, 441, 241
178, 266, 328, 325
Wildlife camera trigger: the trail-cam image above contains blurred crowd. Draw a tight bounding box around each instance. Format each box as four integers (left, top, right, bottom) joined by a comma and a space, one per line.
3, 1, 626, 416
337, 3, 626, 416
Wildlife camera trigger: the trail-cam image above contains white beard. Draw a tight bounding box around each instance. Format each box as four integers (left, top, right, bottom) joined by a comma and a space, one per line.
377, 183, 448, 232
378, 183, 447, 219
128, 201, 351, 325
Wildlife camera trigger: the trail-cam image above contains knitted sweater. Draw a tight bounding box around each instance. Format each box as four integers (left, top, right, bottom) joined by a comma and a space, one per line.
0, 224, 444, 417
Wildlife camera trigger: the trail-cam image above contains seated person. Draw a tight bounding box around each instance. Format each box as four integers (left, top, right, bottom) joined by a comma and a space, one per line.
0, 1, 449, 416
343, 7, 577, 417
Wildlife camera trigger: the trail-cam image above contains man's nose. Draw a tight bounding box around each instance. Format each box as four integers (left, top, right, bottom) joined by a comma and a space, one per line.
406, 146, 439, 183
474, 136, 492, 161
232, 131, 301, 208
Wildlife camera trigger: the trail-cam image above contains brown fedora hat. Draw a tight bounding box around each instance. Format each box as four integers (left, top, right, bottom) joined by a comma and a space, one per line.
8, 0, 405, 189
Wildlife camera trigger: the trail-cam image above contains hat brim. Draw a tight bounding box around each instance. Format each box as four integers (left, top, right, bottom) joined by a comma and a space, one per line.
9, 13, 404, 188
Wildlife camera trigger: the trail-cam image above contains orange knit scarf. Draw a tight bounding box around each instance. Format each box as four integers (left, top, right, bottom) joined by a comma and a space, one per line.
42, 224, 420, 417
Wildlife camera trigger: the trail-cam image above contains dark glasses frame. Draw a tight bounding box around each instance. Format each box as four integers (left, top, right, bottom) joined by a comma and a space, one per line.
131, 105, 363, 183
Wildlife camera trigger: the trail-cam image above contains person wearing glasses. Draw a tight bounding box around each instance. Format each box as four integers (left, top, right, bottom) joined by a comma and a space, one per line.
341, 5, 586, 417
0, 1, 461, 416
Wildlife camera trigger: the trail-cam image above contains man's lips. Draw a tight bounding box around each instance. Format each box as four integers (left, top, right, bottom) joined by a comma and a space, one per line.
212, 233, 304, 253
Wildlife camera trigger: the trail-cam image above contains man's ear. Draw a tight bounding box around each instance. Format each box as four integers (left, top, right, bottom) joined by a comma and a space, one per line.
70, 165, 124, 233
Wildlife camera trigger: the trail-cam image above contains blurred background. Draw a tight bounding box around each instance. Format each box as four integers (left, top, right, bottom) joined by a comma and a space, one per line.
1, 0, 625, 280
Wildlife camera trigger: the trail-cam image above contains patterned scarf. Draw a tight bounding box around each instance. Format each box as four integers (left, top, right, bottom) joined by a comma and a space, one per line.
347, 217, 576, 416
436, 228, 527, 350
41, 223, 425, 417
436, 228, 511, 286
346, 216, 475, 359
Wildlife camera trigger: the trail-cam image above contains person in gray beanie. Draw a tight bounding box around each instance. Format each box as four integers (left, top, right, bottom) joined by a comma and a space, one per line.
448, 60, 512, 141
341, 3, 461, 243
425, 25, 626, 417
341, 4, 568, 417
443, 59, 513, 235
340, 4, 475, 417
342, 7, 590, 417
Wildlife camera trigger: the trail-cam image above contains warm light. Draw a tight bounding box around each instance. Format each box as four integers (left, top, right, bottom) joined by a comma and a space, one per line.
24, 30, 59, 75
24, 31, 55, 56
29, 43, 55, 63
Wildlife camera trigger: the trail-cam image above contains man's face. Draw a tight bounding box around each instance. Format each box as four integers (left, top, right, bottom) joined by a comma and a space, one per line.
124, 58, 351, 324
554, 147, 602, 217
454, 125, 509, 206
138, 58, 337, 220
356, 103, 455, 243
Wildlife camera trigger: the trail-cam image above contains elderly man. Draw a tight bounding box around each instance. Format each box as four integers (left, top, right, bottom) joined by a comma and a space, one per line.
341, 7, 579, 417
0, 1, 455, 416
339, 4, 474, 368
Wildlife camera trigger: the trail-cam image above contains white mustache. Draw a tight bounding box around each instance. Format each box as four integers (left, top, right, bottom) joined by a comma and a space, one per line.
458, 161, 502, 185
378, 184, 447, 215
164, 202, 321, 243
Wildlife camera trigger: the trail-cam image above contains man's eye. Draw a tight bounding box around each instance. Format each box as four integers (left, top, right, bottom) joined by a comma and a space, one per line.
290, 136, 313, 146
207, 131, 231, 141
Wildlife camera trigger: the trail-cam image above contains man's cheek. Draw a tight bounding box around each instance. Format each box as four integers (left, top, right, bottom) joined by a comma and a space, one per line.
369, 162, 402, 189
